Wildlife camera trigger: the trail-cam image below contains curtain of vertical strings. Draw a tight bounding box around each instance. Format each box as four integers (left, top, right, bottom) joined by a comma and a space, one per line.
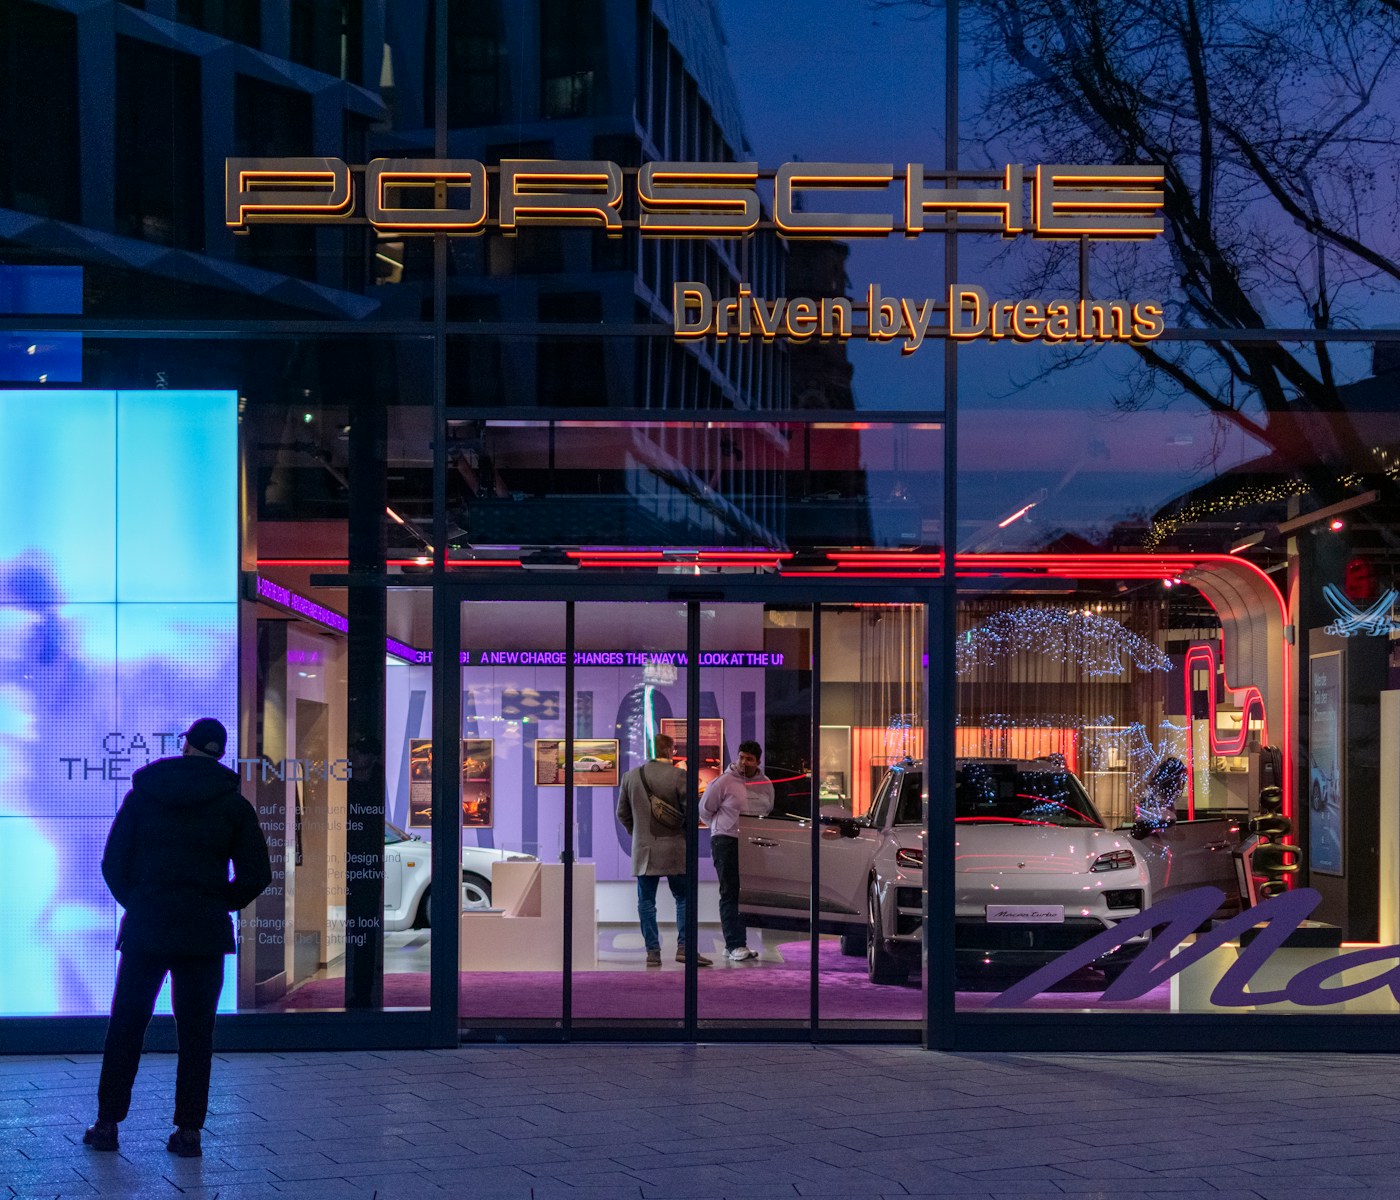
954, 598, 1175, 828
858, 604, 925, 765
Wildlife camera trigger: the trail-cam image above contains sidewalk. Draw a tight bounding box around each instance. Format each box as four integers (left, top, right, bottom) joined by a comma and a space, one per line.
3, 1044, 1400, 1199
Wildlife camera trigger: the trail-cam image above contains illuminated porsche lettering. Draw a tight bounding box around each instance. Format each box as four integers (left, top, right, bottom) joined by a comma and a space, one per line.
225, 157, 1165, 239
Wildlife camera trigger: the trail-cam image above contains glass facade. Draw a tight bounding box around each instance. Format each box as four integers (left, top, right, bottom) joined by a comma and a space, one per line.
2, 0, 1399, 1051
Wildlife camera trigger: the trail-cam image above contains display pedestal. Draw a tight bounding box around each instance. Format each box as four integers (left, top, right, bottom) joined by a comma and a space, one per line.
1170, 934, 1394, 1014
459, 862, 597, 971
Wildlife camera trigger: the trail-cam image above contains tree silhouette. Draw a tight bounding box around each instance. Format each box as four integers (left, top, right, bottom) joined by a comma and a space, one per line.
887, 0, 1400, 508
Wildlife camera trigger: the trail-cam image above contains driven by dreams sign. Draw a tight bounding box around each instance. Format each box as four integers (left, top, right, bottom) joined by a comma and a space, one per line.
226, 158, 1166, 349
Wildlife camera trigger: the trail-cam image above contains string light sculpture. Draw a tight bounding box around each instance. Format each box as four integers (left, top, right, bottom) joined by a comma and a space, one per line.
1143, 479, 1308, 550
1144, 452, 1400, 551
957, 714, 1189, 827
956, 607, 1173, 678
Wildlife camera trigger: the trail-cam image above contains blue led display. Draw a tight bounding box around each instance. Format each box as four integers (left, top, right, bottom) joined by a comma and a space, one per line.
0, 390, 237, 1015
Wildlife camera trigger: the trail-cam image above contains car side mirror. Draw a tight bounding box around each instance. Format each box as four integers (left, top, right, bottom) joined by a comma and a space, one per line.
820, 815, 862, 839
1128, 818, 1158, 841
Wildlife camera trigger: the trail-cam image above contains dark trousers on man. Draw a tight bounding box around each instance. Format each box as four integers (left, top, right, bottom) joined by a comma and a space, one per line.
96, 951, 225, 1129
711, 834, 746, 951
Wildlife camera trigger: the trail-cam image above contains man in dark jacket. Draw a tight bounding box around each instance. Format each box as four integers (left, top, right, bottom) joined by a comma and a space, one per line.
83, 718, 270, 1158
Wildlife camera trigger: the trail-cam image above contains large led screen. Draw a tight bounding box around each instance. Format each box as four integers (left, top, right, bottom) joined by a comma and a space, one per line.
0, 390, 237, 1015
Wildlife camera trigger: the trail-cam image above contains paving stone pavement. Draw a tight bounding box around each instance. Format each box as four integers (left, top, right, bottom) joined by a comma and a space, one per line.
4, 1045, 1400, 1198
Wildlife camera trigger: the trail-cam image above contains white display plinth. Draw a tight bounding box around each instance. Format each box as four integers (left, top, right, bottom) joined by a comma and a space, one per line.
459, 862, 597, 971
1170, 941, 1398, 1014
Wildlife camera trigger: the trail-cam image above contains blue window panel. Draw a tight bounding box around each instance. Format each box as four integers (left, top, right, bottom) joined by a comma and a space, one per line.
0, 267, 84, 384
116, 391, 237, 603
0, 266, 83, 314
0, 333, 84, 383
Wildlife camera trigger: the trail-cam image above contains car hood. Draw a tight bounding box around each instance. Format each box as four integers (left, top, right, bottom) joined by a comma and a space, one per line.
462, 845, 536, 865
955, 824, 1131, 875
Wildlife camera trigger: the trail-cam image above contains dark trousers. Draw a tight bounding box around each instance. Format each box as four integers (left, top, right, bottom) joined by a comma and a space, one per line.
711, 834, 746, 951
96, 950, 225, 1128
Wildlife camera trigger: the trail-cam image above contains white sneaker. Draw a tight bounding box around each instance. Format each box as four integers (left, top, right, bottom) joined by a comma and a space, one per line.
726, 947, 758, 961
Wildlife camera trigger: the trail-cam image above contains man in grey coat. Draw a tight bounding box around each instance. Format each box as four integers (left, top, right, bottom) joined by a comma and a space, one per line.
616, 733, 710, 966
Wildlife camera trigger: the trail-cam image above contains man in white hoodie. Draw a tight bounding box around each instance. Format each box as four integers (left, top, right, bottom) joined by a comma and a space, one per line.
699, 740, 773, 961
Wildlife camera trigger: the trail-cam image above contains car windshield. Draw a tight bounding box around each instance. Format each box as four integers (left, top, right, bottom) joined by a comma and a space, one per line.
953, 763, 1103, 828
385, 820, 416, 844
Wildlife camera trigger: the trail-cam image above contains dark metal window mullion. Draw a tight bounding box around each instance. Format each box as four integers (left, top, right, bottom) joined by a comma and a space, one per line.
427, 0, 454, 1048
928, 0, 961, 1053
685, 602, 701, 1039
562, 602, 576, 1037
809, 603, 822, 1039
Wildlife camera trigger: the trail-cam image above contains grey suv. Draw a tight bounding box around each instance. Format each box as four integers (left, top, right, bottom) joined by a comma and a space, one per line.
740, 757, 1243, 985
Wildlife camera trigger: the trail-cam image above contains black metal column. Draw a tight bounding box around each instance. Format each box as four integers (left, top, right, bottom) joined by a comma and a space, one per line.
344, 390, 387, 1010
428, 591, 462, 1046
562, 601, 576, 1038
926, 588, 956, 1049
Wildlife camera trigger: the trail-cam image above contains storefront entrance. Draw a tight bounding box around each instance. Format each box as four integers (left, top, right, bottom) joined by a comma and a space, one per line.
391, 583, 939, 1042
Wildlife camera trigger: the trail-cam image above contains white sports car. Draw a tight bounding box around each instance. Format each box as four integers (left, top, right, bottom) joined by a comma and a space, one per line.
383, 821, 537, 931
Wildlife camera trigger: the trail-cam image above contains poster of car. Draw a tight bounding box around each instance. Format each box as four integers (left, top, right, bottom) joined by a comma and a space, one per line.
408, 738, 495, 827
660, 718, 724, 789
534, 738, 620, 787
1308, 651, 1344, 875
819, 725, 851, 804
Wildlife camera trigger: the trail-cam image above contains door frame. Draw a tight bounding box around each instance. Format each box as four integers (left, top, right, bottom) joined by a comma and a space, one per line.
424, 574, 952, 1046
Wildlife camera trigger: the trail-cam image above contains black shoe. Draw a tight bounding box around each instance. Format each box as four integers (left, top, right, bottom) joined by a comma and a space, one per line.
166, 1127, 202, 1158
83, 1120, 119, 1152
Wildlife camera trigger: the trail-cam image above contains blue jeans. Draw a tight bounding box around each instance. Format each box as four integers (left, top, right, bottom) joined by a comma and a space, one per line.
637, 874, 688, 952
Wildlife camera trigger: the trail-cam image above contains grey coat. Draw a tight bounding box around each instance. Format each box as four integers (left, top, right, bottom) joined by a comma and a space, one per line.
616, 758, 688, 876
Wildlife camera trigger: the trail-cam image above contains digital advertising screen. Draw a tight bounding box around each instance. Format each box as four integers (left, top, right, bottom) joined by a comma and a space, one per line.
0, 390, 237, 1015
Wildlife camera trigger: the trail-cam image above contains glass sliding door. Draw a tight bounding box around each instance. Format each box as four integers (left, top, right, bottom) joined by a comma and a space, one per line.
697, 602, 813, 1030
570, 601, 689, 1031
452, 601, 568, 1032
434, 588, 934, 1041
814, 603, 927, 1033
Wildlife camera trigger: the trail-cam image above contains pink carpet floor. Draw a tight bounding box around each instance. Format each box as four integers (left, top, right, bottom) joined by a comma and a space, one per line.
265, 939, 1170, 1018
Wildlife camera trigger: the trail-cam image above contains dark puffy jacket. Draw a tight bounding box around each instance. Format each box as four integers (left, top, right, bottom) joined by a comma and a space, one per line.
102, 755, 272, 956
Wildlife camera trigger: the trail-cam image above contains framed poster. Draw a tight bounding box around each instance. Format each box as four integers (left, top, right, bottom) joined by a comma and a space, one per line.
534, 738, 620, 787
461, 739, 494, 827
819, 724, 852, 803
408, 738, 495, 827
660, 718, 724, 789
1308, 651, 1344, 876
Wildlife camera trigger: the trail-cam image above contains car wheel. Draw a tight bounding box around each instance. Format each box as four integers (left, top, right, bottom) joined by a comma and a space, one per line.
1099, 961, 1129, 986
867, 881, 908, 985
461, 871, 492, 912
839, 928, 868, 957
414, 886, 432, 930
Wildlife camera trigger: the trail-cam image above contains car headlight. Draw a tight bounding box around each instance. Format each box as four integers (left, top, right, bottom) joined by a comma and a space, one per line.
1090, 849, 1136, 872
895, 848, 924, 869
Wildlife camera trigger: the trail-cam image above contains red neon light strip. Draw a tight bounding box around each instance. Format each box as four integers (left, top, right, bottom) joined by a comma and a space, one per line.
258, 558, 523, 568
260, 558, 431, 568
